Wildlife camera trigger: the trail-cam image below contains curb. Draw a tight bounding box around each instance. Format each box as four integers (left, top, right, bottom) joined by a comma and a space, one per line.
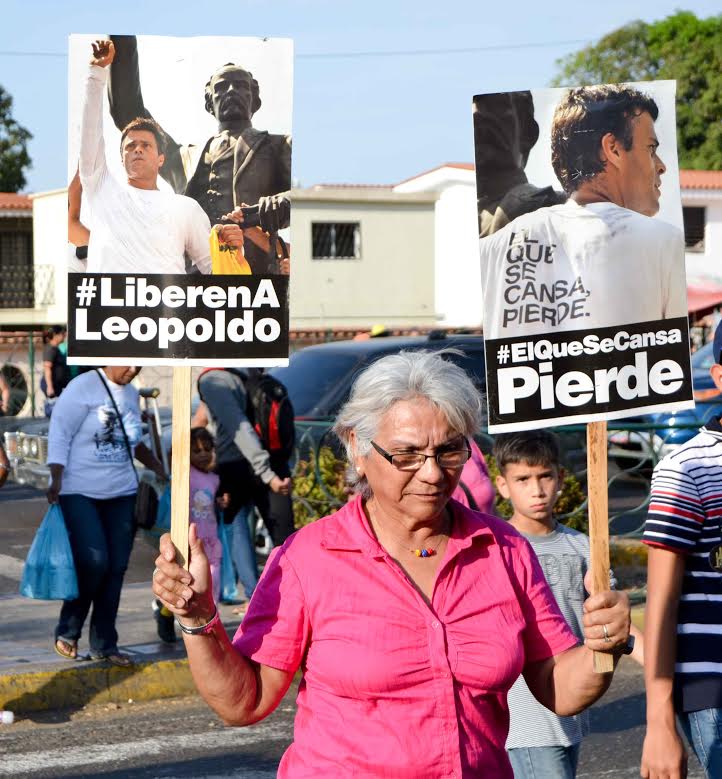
0, 655, 196, 714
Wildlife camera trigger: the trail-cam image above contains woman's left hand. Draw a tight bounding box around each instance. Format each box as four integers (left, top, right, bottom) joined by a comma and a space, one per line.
581, 589, 631, 653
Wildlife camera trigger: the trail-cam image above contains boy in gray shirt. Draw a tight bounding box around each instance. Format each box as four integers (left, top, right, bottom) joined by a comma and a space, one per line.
493, 430, 641, 778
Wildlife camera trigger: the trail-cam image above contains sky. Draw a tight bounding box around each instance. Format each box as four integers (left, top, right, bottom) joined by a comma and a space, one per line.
0, 0, 719, 194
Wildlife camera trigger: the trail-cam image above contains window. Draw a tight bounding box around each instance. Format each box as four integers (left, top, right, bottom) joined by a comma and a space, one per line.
0, 221, 34, 308
312, 222, 361, 259
683, 207, 705, 252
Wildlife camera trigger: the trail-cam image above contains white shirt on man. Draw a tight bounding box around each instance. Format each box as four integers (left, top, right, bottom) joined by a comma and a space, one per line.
480, 199, 687, 339
79, 65, 212, 275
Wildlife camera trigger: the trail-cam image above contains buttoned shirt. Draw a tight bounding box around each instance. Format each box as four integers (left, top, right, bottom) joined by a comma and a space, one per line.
233, 496, 578, 777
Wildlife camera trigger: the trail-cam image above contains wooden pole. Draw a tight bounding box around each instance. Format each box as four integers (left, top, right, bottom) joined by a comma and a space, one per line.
170, 366, 192, 568
586, 420, 614, 673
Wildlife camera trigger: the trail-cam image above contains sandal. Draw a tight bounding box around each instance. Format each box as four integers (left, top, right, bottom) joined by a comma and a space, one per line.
54, 637, 78, 660
231, 602, 249, 616
91, 651, 134, 668
103, 652, 134, 668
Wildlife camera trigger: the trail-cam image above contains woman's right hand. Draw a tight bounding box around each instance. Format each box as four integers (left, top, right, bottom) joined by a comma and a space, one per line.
47, 479, 61, 504
152, 523, 214, 622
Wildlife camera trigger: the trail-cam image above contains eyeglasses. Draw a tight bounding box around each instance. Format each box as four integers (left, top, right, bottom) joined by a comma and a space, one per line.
370, 440, 471, 472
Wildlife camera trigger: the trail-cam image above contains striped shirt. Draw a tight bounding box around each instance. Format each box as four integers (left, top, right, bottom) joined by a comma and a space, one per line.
643, 419, 722, 713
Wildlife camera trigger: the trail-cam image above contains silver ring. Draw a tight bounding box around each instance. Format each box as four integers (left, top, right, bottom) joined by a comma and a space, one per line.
152, 568, 161, 580
602, 624, 611, 643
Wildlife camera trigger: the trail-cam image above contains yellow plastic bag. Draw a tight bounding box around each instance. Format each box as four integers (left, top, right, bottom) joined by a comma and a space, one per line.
210, 226, 252, 275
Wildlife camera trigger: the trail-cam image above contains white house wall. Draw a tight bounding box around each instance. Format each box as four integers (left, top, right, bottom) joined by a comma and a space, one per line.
433, 182, 482, 328
683, 191, 722, 284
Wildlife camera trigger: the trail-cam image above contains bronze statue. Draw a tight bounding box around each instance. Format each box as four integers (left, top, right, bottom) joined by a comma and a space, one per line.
108, 35, 291, 273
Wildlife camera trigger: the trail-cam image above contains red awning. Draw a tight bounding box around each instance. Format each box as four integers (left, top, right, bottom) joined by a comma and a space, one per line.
687, 284, 722, 314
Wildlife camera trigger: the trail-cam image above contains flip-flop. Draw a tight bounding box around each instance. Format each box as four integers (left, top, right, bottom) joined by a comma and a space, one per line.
231, 602, 249, 616
54, 638, 78, 660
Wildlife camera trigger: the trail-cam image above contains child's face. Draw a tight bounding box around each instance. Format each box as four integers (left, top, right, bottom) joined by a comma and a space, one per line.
496, 460, 561, 525
190, 439, 215, 473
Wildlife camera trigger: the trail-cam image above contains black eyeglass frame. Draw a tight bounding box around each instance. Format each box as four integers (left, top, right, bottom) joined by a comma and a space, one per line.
369, 439, 472, 471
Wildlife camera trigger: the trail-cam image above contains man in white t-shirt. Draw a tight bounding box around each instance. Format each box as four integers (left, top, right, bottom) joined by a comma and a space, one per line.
79, 40, 211, 275
480, 84, 687, 339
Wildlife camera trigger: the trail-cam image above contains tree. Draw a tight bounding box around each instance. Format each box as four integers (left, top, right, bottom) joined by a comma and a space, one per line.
552, 12, 722, 170
0, 84, 32, 192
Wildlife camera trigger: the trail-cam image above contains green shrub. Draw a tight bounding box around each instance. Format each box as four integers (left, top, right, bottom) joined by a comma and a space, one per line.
293, 446, 348, 528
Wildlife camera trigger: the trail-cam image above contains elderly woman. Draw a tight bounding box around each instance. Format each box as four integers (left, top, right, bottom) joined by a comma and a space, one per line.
153, 351, 630, 777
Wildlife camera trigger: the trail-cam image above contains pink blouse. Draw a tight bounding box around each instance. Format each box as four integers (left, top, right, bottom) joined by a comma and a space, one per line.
233, 496, 578, 778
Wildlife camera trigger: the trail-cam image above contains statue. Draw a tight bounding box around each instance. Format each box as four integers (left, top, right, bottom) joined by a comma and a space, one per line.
108, 35, 291, 273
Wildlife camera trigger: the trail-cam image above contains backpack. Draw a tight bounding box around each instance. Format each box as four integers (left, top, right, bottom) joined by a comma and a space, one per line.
199, 369, 295, 460
243, 370, 296, 460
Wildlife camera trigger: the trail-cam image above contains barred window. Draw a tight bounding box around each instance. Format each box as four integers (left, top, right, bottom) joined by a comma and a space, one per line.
0, 227, 34, 309
683, 207, 705, 252
312, 222, 361, 259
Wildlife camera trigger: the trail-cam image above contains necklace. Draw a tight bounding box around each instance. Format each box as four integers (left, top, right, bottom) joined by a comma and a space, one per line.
368, 504, 451, 559
410, 534, 445, 558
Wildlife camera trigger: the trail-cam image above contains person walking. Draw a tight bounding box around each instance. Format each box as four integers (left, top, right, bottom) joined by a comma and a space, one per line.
47, 367, 164, 665
641, 320, 722, 779
196, 368, 294, 610
41, 326, 70, 417
153, 350, 631, 778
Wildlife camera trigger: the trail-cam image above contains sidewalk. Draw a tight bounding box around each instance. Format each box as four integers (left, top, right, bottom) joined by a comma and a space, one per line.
0, 583, 244, 716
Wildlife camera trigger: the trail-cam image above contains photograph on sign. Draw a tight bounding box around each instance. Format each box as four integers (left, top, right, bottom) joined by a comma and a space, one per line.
473, 81, 693, 432
67, 34, 293, 366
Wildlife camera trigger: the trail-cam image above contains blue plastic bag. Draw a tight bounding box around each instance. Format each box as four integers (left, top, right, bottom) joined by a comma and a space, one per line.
218, 514, 238, 602
20, 504, 79, 600
156, 485, 171, 531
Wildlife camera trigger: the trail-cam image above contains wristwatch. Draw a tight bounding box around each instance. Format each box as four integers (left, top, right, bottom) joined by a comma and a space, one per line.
176, 606, 220, 636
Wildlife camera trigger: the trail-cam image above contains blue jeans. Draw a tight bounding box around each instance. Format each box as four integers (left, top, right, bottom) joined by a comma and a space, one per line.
227, 504, 258, 600
679, 708, 722, 778
508, 744, 581, 779
56, 493, 136, 654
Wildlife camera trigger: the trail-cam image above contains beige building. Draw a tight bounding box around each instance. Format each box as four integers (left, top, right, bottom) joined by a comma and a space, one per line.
290, 185, 438, 329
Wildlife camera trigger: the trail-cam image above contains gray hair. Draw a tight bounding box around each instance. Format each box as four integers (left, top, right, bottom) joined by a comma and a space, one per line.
333, 349, 484, 496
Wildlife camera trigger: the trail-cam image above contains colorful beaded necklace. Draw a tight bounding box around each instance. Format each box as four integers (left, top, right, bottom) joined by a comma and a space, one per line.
411, 538, 444, 558
369, 505, 451, 559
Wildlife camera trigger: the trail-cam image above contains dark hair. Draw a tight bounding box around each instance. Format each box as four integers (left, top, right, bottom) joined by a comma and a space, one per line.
120, 117, 167, 156
492, 430, 561, 473
551, 85, 659, 194
204, 64, 261, 117
190, 427, 215, 450
43, 325, 66, 344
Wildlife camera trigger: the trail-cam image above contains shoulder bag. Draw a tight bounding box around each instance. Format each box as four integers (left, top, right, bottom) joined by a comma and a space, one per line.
95, 369, 158, 530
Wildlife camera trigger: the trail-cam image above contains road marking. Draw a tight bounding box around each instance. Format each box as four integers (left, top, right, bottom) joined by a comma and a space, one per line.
3, 719, 290, 774
0, 554, 24, 581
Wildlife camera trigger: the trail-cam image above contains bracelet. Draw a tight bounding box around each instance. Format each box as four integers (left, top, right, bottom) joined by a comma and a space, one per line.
0, 463, 8, 471
176, 606, 220, 636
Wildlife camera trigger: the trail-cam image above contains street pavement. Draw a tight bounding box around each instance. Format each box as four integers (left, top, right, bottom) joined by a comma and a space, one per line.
1, 663, 705, 778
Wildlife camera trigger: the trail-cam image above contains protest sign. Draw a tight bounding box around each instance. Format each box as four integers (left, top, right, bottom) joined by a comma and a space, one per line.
67, 34, 293, 367
474, 81, 693, 670
473, 81, 693, 434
